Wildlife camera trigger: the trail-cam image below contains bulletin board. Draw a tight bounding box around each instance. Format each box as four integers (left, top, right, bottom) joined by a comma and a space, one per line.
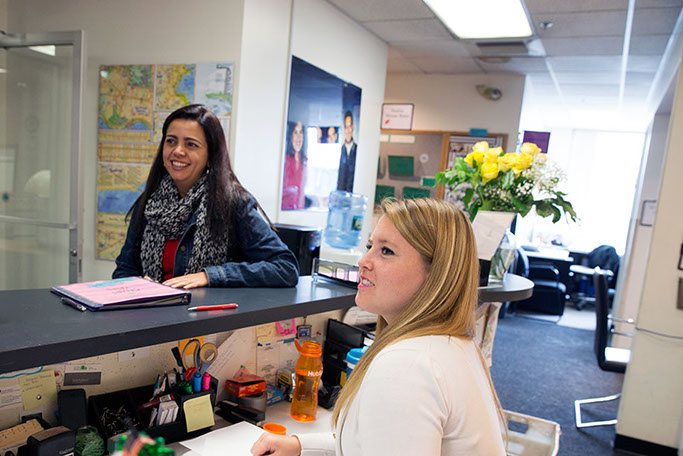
377, 130, 507, 207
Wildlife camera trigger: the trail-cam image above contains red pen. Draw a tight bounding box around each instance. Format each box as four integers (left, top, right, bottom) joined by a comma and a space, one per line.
187, 303, 238, 311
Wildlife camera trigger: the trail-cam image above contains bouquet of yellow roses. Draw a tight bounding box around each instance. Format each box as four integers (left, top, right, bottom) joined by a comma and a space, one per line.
436, 141, 577, 222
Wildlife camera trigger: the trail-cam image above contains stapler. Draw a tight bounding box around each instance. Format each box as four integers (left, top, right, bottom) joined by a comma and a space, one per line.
215, 400, 265, 426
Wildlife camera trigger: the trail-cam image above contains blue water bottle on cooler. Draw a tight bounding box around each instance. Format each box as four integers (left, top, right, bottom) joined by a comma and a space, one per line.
324, 191, 368, 249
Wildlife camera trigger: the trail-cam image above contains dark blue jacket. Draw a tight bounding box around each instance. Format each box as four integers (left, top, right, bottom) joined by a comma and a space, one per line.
113, 198, 299, 287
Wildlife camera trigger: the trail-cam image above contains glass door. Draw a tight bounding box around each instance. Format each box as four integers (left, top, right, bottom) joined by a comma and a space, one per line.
0, 31, 84, 289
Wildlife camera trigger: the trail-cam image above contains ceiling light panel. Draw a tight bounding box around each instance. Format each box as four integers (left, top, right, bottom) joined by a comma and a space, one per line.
423, 0, 533, 39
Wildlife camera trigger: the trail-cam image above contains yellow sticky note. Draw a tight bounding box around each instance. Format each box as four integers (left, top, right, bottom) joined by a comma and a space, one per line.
19, 370, 57, 410
183, 394, 215, 433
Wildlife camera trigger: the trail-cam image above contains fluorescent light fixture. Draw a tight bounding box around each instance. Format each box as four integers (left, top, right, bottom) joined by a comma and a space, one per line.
28, 45, 56, 56
0, 68, 7, 74
423, 0, 533, 39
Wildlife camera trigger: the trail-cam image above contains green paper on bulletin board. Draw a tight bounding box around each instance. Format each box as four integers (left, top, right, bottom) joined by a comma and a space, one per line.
421, 177, 436, 187
184, 394, 215, 432
375, 185, 395, 205
388, 155, 414, 176
403, 186, 431, 199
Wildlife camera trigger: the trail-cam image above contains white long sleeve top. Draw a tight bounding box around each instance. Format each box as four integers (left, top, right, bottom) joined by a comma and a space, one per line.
298, 335, 505, 455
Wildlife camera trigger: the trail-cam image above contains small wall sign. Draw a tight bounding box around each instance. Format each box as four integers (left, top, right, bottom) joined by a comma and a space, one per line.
381, 103, 414, 130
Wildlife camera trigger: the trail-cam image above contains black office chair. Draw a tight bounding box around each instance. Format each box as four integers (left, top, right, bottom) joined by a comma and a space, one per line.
571, 245, 620, 310
509, 248, 567, 316
574, 270, 634, 428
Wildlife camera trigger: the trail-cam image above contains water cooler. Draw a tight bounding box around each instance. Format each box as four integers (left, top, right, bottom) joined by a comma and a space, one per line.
274, 224, 322, 276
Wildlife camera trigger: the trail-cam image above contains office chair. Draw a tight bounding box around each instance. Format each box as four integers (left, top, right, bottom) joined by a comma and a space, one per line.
574, 270, 634, 428
570, 245, 620, 310
509, 248, 567, 316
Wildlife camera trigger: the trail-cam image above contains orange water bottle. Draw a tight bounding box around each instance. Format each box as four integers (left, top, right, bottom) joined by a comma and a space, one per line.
290, 340, 323, 422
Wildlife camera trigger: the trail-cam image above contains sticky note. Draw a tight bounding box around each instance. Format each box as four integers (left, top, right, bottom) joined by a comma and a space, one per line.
19, 370, 57, 410
183, 394, 215, 432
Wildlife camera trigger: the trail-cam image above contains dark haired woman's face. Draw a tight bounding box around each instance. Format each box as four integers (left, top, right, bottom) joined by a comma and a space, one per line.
292, 122, 304, 153
163, 119, 208, 197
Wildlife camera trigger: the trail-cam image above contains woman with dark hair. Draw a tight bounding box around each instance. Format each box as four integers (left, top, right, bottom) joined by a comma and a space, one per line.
113, 104, 299, 289
251, 198, 506, 455
281, 121, 307, 210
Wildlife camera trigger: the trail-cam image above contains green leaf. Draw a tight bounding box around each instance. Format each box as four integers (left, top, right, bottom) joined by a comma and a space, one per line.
454, 158, 469, 172
501, 170, 515, 189
467, 203, 480, 221
551, 205, 562, 223
463, 188, 474, 205
511, 196, 528, 214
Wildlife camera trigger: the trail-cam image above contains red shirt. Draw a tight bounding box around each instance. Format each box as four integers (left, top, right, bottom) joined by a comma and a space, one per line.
281, 153, 306, 210
162, 239, 180, 281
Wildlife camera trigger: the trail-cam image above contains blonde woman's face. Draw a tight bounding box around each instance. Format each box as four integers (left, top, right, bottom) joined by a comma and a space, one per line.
356, 216, 430, 323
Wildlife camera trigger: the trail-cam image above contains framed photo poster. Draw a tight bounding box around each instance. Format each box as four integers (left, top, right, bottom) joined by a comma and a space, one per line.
281, 56, 362, 211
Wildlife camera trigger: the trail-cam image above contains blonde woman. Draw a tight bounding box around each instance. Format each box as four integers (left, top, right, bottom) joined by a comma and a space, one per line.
251, 198, 506, 456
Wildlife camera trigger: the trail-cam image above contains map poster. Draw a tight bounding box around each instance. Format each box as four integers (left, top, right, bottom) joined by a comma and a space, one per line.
96, 63, 233, 260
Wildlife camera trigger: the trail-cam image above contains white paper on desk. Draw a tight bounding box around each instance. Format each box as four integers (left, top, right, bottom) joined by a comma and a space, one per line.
205, 328, 254, 402
471, 211, 516, 260
180, 421, 265, 455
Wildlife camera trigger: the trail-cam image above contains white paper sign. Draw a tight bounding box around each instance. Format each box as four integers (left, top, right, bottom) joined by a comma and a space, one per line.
381, 103, 414, 130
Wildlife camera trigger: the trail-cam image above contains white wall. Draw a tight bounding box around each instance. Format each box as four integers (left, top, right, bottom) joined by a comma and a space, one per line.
616, 69, 683, 449
275, 0, 388, 259
384, 73, 526, 154
232, 0, 292, 217
613, 112, 668, 347
8, 0, 245, 281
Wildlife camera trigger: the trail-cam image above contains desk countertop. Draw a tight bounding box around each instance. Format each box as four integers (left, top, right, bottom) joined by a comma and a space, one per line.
0, 274, 533, 375
0, 276, 356, 374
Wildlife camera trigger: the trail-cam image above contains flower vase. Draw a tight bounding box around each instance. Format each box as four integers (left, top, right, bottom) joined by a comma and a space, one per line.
488, 229, 517, 284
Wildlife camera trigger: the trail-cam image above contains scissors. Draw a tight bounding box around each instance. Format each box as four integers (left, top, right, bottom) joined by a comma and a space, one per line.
181, 339, 217, 379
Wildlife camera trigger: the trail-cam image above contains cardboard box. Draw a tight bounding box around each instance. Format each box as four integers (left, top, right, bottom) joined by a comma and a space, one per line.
225, 374, 265, 398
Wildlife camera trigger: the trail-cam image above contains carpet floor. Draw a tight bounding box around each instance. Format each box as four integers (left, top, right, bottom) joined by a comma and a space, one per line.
490, 315, 627, 455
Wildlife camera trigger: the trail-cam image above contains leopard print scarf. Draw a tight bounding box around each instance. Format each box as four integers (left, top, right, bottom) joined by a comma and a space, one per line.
140, 173, 229, 281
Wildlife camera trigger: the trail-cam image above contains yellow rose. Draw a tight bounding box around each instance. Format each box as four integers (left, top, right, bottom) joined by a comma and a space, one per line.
473, 141, 489, 153
480, 162, 499, 183
498, 153, 517, 172
511, 152, 533, 176
484, 147, 502, 164
521, 142, 542, 155
464, 151, 484, 167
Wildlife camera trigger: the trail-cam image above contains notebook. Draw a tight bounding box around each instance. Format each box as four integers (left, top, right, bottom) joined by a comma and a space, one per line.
51, 276, 191, 311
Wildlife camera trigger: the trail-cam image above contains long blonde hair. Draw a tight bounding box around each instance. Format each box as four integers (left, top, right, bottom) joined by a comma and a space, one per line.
331, 198, 505, 436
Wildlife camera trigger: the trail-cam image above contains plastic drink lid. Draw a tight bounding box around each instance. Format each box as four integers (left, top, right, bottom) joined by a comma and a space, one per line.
263, 423, 287, 435
346, 346, 368, 364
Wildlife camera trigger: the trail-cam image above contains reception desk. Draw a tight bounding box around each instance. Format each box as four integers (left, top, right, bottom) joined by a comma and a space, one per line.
0, 274, 532, 375
0, 276, 356, 375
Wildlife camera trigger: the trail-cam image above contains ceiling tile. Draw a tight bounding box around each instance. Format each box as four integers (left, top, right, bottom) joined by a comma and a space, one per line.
525, 0, 627, 14
562, 84, 620, 97
547, 55, 623, 71
555, 71, 621, 84
542, 36, 624, 56
629, 34, 671, 54
531, 11, 627, 38
625, 71, 655, 86
410, 57, 482, 74
364, 18, 453, 43
392, 40, 471, 59
626, 55, 662, 71
632, 7, 680, 35
327, 0, 435, 22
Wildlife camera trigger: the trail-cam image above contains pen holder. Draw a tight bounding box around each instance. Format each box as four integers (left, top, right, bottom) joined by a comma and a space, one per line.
88, 377, 218, 445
